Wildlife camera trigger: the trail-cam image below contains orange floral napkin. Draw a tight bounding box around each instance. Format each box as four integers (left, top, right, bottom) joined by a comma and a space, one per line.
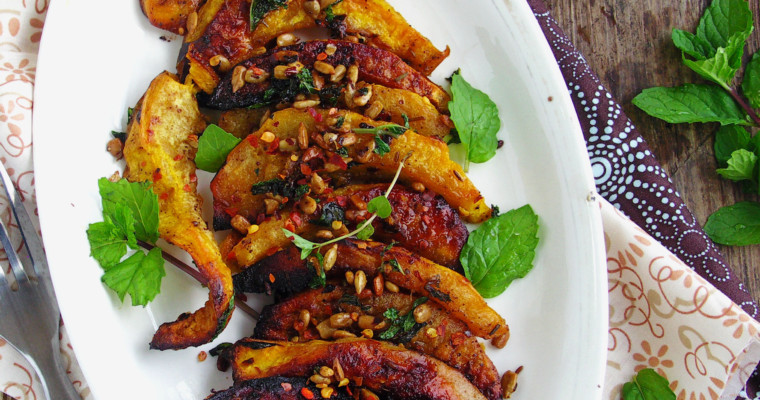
1, 2, 760, 400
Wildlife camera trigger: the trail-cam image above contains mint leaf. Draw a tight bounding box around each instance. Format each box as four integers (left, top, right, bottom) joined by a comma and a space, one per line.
705, 201, 760, 245
682, 41, 741, 89
87, 217, 131, 268
367, 195, 392, 218
281, 228, 317, 259
101, 247, 166, 306
695, 0, 754, 56
196, 124, 242, 172
742, 52, 760, 108
98, 178, 160, 243
621, 368, 676, 400
249, 0, 288, 31
672, 29, 713, 60
460, 204, 539, 298
714, 124, 751, 165
355, 223, 374, 240
717, 149, 757, 181
632, 84, 748, 125
448, 70, 500, 171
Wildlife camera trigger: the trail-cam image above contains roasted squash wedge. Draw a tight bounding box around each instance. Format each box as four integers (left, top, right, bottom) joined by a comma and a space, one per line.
233, 239, 509, 341
123, 72, 235, 350
203, 40, 450, 113
139, 0, 202, 34
211, 108, 489, 230
231, 338, 488, 400
182, 0, 448, 94
254, 286, 503, 400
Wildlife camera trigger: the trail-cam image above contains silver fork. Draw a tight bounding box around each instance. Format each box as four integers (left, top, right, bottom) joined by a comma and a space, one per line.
0, 161, 81, 400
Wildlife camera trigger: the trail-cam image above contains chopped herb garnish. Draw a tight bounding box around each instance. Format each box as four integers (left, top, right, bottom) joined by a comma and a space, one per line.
334, 115, 345, 129
336, 147, 349, 157
313, 202, 346, 227
251, 178, 310, 200
249, 0, 288, 31
324, 0, 344, 22
378, 297, 428, 342
307, 252, 326, 288
247, 68, 315, 108
111, 130, 126, 142
386, 259, 404, 274
354, 115, 410, 156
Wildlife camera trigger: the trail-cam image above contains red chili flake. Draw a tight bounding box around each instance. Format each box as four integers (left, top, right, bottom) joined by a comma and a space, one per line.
303, 329, 318, 340
173, 154, 183, 161
436, 321, 446, 337
291, 213, 303, 227
307, 107, 323, 122
316, 52, 328, 61
328, 153, 348, 170
335, 196, 348, 207
266, 246, 280, 256
284, 220, 296, 232
297, 178, 307, 185
422, 215, 432, 225
281, 382, 292, 392
224, 207, 239, 217
197, 351, 208, 362
451, 332, 466, 346
323, 187, 333, 194
273, 121, 280, 127
300, 164, 313, 176
251, 66, 266, 75
269, 273, 276, 283
346, 387, 353, 397
266, 140, 279, 154
300, 387, 315, 399
183, 184, 192, 192
247, 134, 259, 147
189, 173, 198, 183
159, 192, 170, 201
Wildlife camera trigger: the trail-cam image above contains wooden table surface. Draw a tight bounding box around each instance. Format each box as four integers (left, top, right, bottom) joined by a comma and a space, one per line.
545, 0, 760, 304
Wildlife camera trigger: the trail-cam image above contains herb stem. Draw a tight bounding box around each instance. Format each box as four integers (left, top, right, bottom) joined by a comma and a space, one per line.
137, 240, 260, 320
729, 87, 760, 126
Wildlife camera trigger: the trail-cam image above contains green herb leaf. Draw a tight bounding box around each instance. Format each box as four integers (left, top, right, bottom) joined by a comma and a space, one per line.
251, 178, 310, 200
742, 52, 760, 108
355, 223, 374, 240
87, 217, 132, 268
448, 71, 500, 171
621, 369, 676, 400
313, 202, 345, 226
695, 0, 753, 58
632, 84, 749, 126
386, 259, 403, 274
281, 229, 317, 259
682, 39, 743, 89
367, 195, 392, 218
98, 178, 160, 243
672, 29, 714, 60
717, 148, 757, 182
705, 201, 760, 245
714, 124, 752, 165
195, 124, 242, 172
460, 204, 539, 298
100, 247, 166, 306
296, 67, 316, 94
374, 136, 391, 155
249, 0, 288, 31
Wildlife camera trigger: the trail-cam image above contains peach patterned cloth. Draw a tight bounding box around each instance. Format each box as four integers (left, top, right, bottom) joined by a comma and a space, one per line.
0, 2, 760, 400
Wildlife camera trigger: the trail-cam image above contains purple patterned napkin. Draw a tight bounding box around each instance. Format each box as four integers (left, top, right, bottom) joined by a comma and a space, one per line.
525, 0, 760, 396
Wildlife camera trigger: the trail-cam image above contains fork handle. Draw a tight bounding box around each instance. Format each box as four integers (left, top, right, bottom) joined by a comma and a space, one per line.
28, 335, 82, 400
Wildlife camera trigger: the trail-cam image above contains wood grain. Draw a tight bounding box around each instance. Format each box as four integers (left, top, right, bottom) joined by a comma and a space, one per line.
545, 0, 760, 304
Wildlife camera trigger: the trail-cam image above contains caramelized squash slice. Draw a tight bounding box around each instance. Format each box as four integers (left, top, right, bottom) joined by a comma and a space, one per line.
211, 108, 489, 230
139, 0, 201, 34
183, 0, 448, 93
231, 338, 488, 400
123, 72, 234, 349
233, 240, 509, 341
254, 286, 503, 400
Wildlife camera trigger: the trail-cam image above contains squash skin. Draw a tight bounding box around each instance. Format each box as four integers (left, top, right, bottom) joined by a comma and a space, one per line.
205, 376, 353, 400
122, 72, 235, 350
231, 338, 489, 400
202, 40, 450, 113
182, 0, 449, 93
253, 286, 503, 400
211, 108, 489, 232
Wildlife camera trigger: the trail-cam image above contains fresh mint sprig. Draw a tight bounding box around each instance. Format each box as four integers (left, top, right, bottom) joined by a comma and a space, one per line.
196, 124, 241, 172
87, 178, 165, 306
633, 0, 760, 246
